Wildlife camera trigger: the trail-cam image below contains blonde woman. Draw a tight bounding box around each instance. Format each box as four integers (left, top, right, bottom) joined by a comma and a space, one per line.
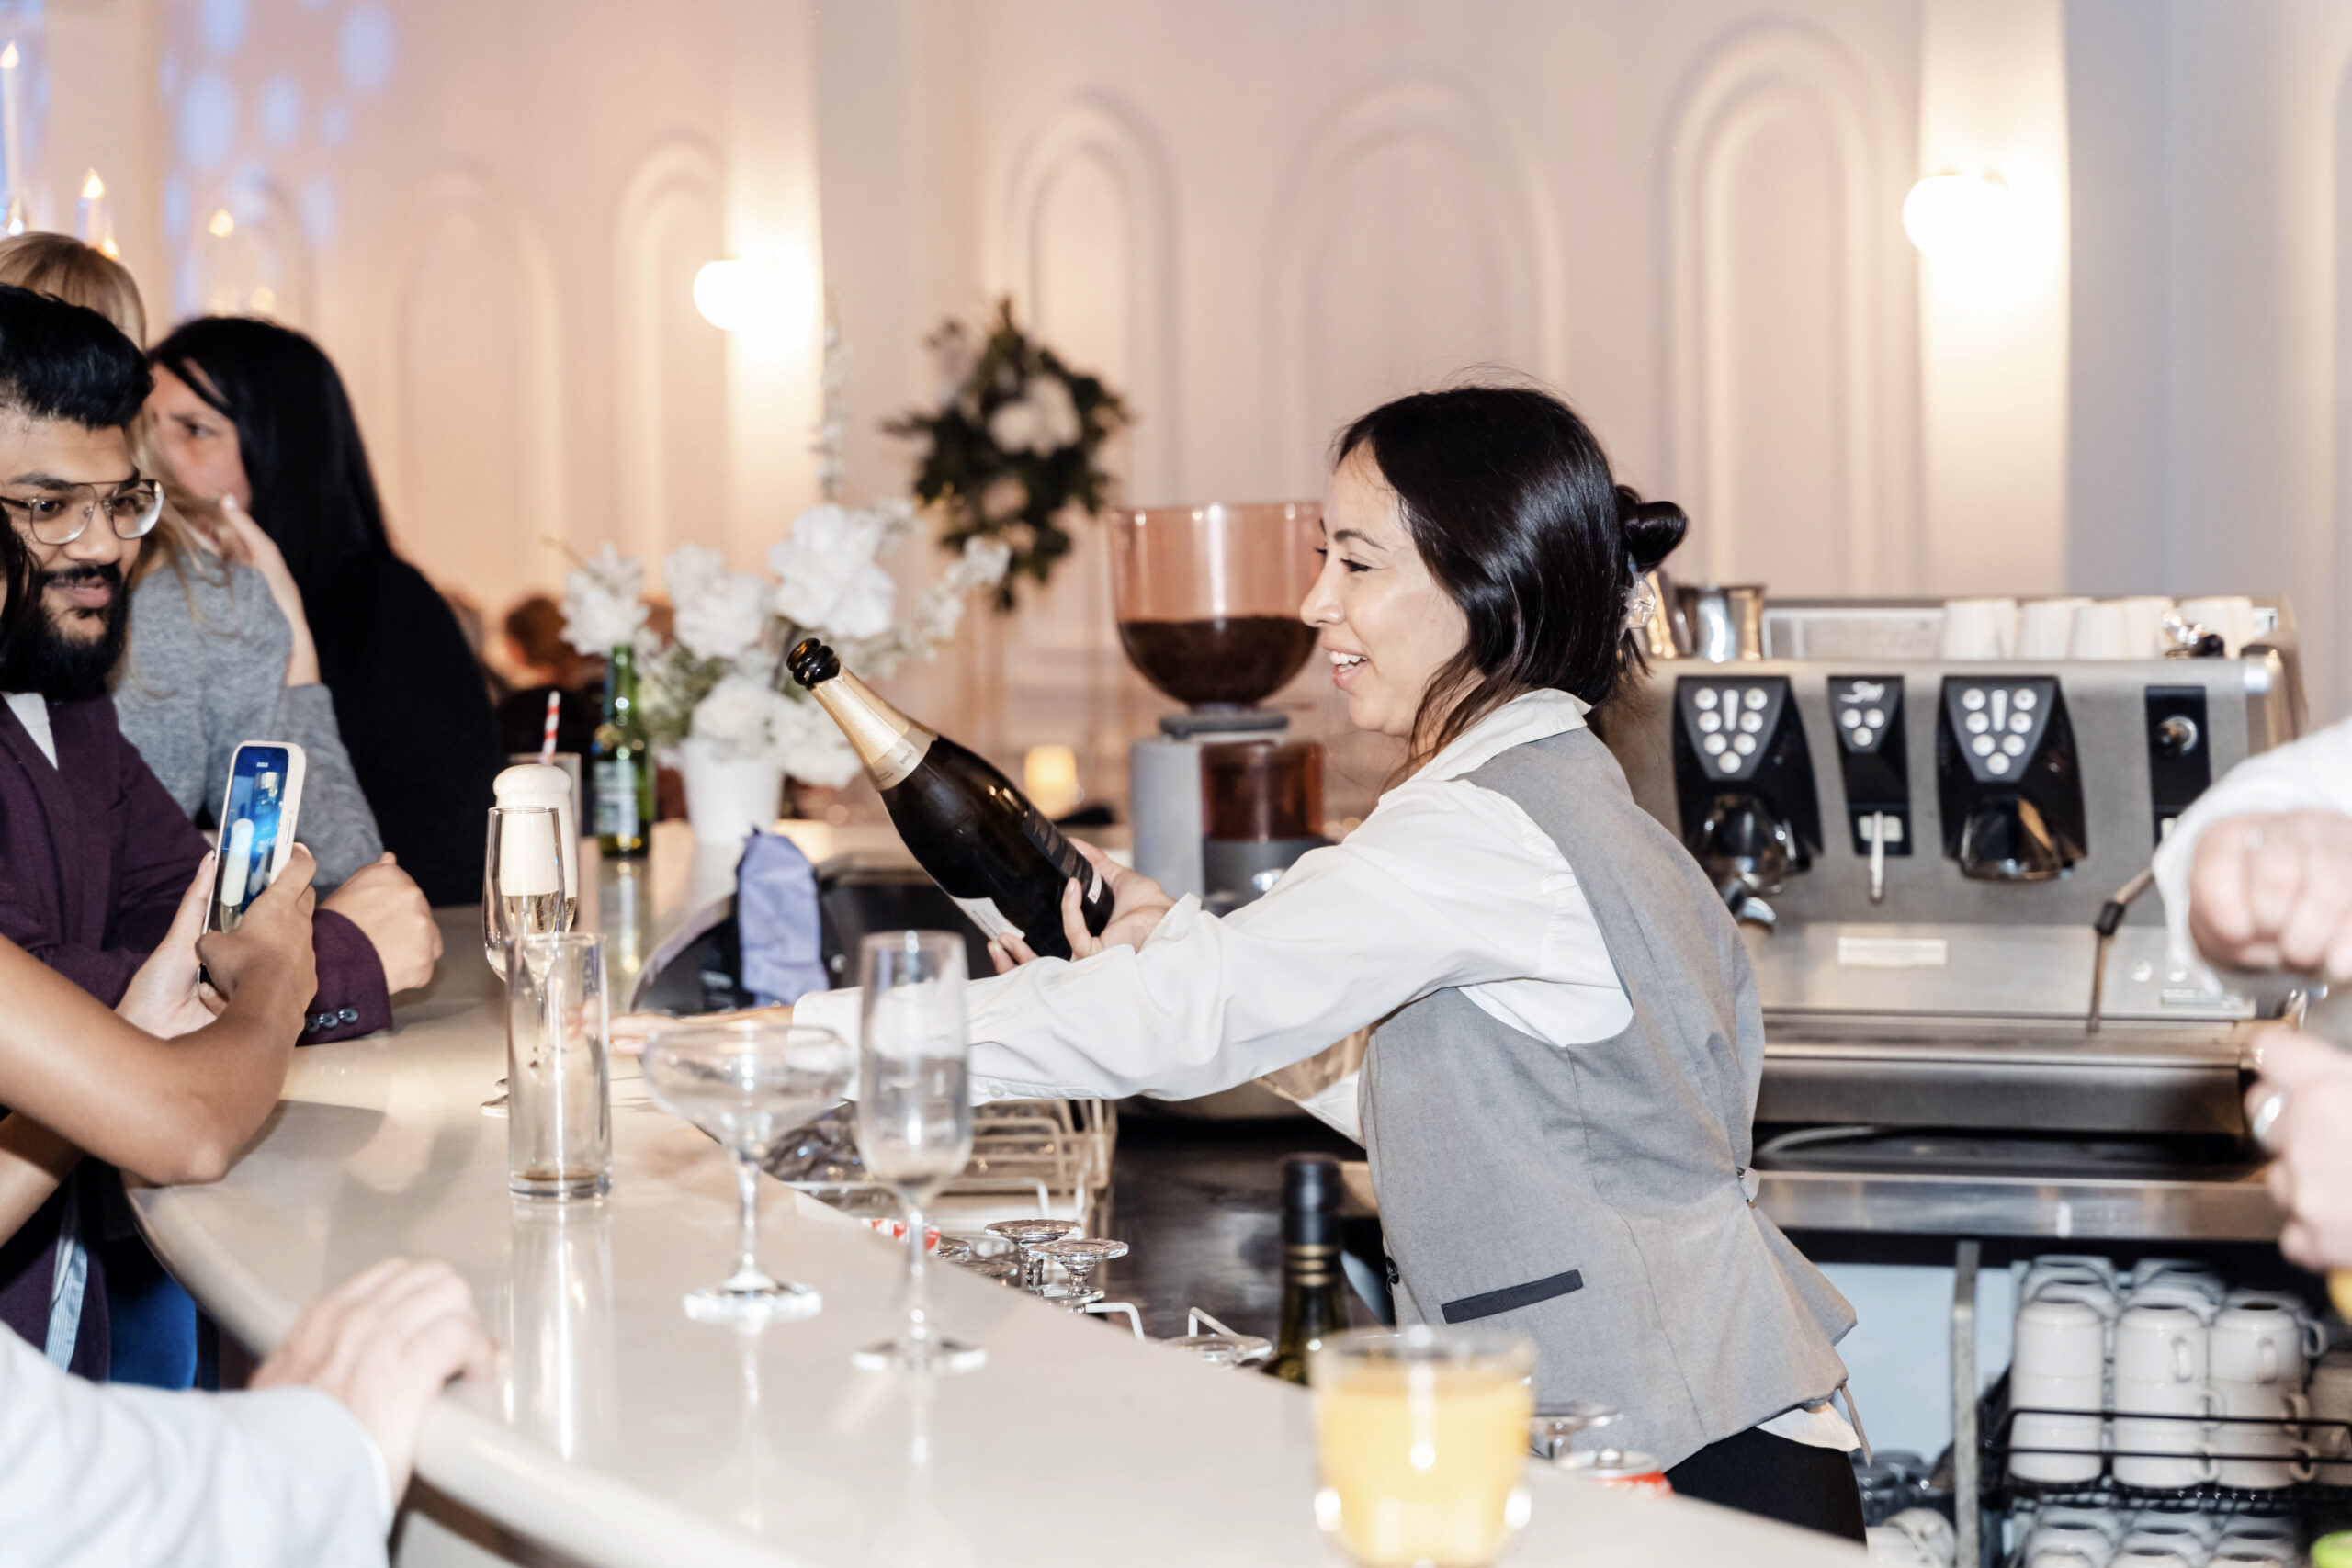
0, 234, 384, 891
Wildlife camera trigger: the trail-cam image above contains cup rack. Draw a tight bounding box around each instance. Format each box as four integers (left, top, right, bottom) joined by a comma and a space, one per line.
766, 1098, 1118, 1233
1980, 1382, 2352, 1523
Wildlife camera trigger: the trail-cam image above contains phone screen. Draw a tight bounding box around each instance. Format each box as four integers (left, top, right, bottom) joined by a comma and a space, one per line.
212, 745, 293, 931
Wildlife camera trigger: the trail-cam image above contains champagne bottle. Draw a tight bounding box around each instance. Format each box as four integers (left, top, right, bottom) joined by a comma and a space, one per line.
591, 644, 653, 860
786, 638, 1113, 959
1265, 1154, 1351, 1384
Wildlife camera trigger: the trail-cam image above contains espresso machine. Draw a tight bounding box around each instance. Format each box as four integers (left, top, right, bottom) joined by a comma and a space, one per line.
1604, 594, 2306, 1156
1113, 503, 1326, 915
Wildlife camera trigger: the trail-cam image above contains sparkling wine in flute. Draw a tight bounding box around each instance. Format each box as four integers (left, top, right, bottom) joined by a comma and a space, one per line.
786, 639, 1114, 959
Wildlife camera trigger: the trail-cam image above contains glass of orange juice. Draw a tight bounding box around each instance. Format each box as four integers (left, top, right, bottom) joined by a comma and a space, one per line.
1310, 1325, 1536, 1567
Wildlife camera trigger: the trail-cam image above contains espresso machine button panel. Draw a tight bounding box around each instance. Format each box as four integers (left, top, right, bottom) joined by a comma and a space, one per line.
2144, 685, 2212, 845
1828, 676, 1909, 858
1670, 675, 1823, 919
1678, 678, 1787, 783
1935, 676, 2088, 881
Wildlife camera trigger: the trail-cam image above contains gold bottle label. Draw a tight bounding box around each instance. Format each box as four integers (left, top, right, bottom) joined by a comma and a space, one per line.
806, 671, 935, 788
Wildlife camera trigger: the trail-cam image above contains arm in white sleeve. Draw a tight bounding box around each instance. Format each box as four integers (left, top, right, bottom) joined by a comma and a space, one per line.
2153, 716, 2352, 976
0, 1328, 390, 1568
797, 777, 1603, 1104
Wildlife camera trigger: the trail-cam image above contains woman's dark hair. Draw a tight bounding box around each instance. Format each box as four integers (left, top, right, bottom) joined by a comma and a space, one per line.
1332, 385, 1687, 766
149, 316, 392, 657
0, 488, 35, 685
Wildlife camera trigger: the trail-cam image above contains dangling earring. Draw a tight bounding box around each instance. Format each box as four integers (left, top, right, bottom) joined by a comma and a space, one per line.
1623, 576, 1657, 635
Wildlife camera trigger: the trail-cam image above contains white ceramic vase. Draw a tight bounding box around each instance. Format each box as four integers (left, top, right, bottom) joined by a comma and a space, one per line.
677, 738, 785, 846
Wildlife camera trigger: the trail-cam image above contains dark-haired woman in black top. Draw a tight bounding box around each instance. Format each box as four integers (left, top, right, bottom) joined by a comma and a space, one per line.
146, 318, 502, 906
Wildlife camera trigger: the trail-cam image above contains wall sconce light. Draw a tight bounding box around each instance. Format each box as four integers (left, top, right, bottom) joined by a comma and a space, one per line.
1903, 169, 2055, 305
693, 250, 817, 344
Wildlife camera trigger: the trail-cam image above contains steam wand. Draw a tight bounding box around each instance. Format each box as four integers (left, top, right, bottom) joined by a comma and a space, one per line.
2085, 864, 2156, 1035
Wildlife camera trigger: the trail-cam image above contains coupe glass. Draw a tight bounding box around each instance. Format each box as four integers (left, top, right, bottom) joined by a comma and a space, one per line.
641, 1022, 853, 1325
485, 804, 571, 974
987, 1217, 1080, 1294
851, 931, 985, 1373
1036, 1236, 1126, 1309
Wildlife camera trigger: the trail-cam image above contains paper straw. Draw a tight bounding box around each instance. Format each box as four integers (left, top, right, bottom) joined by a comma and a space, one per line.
538, 690, 561, 761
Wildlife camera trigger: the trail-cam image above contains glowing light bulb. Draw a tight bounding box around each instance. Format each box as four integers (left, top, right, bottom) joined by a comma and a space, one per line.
2, 45, 18, 71
692, 251, 818, 344
80, 170, 102, 201
1902, 169, 2057, 307
207, 209, 235, 238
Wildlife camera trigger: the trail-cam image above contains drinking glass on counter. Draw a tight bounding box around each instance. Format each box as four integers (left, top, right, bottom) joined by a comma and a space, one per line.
852, 931, 986, 1373
641, 1021, 854, 1324
505, 931, 613, 1199
1312, 1325, 1535, 1568
485, 804, 572, 974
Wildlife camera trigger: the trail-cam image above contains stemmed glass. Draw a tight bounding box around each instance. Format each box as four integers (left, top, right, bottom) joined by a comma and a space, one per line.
1037, 1237, 1126, 1309
641, 1021, 854, 1324
851, 931, 986, 1374
987, 1218, 1080, 1294
485, 804, 572, 974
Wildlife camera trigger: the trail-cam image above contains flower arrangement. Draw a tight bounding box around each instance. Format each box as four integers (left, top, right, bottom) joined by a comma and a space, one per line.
885, 298, 1127, 608
559, 513, 1011, 788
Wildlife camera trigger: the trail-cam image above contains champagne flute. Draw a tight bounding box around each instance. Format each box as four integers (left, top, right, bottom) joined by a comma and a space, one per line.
485, 805, 571, 974
641, 1021, 854, 1325
851, 931, 985, 1374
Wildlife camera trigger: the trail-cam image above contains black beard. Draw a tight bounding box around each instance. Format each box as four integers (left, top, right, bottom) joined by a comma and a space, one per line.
5, 563, 130, 701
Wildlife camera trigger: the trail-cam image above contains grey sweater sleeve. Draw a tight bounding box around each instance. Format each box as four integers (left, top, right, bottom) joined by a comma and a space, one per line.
117, 558, 385, 891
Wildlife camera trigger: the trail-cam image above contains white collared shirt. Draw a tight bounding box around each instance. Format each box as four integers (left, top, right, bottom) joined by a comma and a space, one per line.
797, 688, 1630, 1119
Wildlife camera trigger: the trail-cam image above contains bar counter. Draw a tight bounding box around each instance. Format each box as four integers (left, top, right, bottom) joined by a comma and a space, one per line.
130, 827, 1863, 1566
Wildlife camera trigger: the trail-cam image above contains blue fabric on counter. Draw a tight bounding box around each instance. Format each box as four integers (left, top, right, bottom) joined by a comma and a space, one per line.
738, 831, 830, 1005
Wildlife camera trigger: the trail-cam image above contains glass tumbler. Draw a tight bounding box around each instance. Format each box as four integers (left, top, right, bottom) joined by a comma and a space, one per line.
505, 931, 613, 1199
1311, 1325, 1536, 1568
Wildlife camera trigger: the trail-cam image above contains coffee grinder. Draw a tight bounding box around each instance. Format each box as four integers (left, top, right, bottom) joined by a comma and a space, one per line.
1112, 502, 1326, 914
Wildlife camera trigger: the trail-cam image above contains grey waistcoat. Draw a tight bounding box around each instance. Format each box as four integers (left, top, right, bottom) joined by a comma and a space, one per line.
1361, 727, 1854, 1471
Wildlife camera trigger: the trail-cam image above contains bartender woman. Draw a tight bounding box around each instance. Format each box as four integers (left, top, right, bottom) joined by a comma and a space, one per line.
795, 386, 1863, 1539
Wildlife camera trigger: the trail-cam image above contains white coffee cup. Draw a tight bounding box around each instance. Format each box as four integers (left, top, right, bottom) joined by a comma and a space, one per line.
1941, 598, 2018, 660
2153, 1513, 2222, 1549
1866, 1524, 1933, 1565
2131, 1259, 2223, 1293
2112, 1374, 2219, 1488
2030, 1551, 2103, 1568
2039, 1505, 2125, 1545
2127, 1280, 2222, 1324
2032, 1254, 2121, 1287
2212, 1518, 2301, 1562
2118, 597, 2176, 659
2211, 1300, 2324, 1387
2018, 1299, 2111, 1380
2032, 1277, 2123, 1321
2108, 1550, 2193, 1568
2027, 1518, 2119, 1566
2070, 601, 2135, 660
2308, 1348, 2352, 1478
1883, 1507, 1955, 1566
2210, 1378, 2315, 1488
2018, 597, 2093, 659
2115, 1304, 2210, 1384
2120, 1522, 2210, 1562
2211, 1551, 2296, 1568
2011, 1408, 2105, 1483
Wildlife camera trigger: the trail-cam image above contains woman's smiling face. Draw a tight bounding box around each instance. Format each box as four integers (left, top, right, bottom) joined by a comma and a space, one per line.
1299, 444, 1469, 740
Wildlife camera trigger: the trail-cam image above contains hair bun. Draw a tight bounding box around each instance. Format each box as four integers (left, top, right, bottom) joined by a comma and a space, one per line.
1613, 484, 1689, 574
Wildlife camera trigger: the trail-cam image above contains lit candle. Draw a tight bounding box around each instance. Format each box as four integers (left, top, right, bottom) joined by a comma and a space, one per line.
1, 44, 23, 236
76, 169, 106, 249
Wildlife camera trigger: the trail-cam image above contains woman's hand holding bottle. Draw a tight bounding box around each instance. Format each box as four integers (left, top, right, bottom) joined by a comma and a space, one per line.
989, 840, 1175, 972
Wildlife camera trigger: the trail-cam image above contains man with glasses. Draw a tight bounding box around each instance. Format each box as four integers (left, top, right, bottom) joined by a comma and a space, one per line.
0, 285, 419, 1382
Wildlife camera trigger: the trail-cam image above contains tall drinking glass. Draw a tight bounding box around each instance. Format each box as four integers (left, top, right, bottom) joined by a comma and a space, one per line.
1311, 1326, 1535, 1568
486, 805, 571, 973
852, 931, 984, 1373
641, 1022, 853, 1324
505, 931, 613, 1199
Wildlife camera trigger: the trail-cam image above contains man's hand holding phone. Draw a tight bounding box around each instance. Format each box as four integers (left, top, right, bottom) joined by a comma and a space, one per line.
197, 843, 319, 1032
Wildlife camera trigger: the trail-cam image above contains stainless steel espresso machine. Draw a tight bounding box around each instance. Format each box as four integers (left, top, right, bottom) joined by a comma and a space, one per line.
1601, 595, 2307, 1233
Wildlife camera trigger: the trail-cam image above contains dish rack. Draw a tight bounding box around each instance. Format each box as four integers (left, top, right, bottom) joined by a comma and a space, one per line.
1981, 1380, 2352, 1532
768, 1098, 1118, 1235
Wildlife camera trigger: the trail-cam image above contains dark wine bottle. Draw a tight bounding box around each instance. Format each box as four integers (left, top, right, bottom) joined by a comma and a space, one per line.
591, 643, 652, 860
1265, 1154, 1351, 1384
786, 638, 1114, 960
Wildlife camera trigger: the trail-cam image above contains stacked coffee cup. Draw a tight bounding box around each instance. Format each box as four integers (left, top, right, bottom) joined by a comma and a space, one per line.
2010, 1255, 2332, 1493
2020, 1506, 2303, 1566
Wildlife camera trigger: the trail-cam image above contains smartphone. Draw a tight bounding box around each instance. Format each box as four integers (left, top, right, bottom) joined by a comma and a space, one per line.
209, 741, 307, 933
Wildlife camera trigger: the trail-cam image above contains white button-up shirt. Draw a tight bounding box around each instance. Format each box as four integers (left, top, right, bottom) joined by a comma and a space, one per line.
797, 684, 1856, 1451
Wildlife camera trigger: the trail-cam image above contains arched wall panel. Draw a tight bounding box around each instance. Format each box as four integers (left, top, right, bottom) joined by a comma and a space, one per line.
616, 139, 729, 583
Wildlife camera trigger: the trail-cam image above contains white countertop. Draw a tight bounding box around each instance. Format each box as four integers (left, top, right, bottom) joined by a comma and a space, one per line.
131, 824, 1862, 1567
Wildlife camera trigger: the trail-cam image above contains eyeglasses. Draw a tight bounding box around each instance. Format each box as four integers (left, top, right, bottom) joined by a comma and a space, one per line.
0, 479, 164, 546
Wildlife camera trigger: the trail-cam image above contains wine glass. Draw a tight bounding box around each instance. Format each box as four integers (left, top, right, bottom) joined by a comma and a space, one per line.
640, 1021, 853, 1325
485, 805, 571, 974
851, 931, 986, 1374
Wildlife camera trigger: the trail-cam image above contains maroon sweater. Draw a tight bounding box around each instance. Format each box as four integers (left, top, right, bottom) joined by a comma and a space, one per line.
0, 693, 391, 1377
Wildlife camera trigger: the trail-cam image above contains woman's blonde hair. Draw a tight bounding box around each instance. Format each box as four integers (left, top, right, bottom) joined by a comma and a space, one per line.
0, 231, 220, 586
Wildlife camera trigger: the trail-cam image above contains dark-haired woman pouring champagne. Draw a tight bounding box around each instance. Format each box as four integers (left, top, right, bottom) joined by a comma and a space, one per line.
785, 387, 1864, 1539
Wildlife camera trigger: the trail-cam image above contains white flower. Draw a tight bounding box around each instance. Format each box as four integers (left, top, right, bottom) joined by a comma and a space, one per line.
1029, 374, 1081, 449
560, 544, 648, 653
961, 536, 1012, 586
663, 544, 770, 663
987, 397, 1042, 455
772, 694, 860, 788
689, 674, 781, 759
770, 503, 896, 639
